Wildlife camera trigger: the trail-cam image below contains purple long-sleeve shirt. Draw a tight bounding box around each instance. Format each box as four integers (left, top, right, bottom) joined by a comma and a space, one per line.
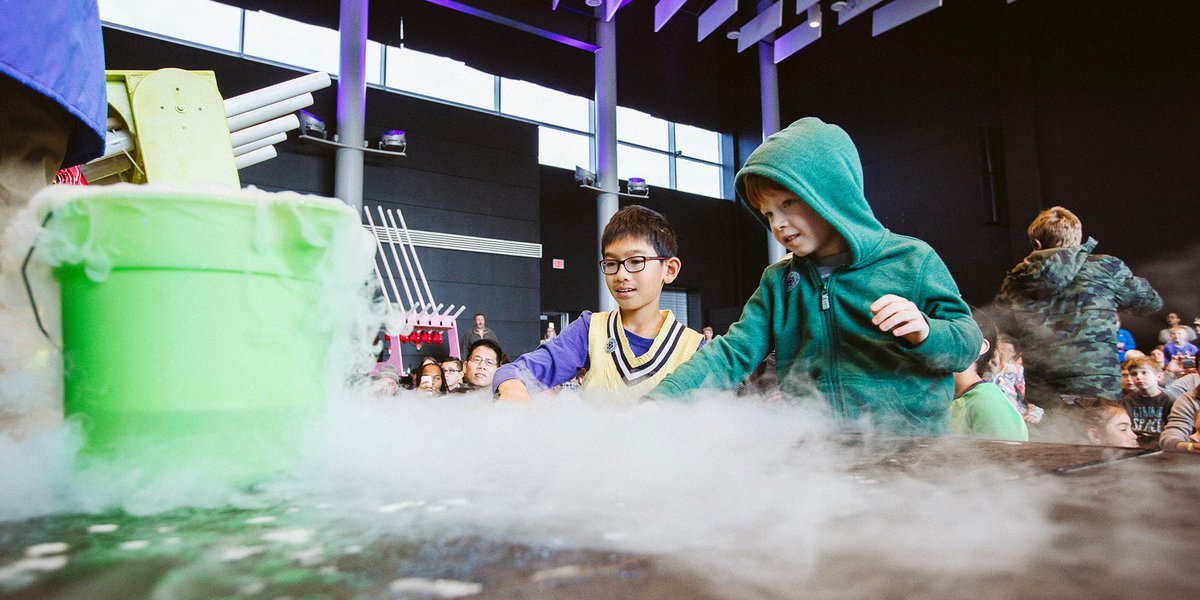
493, 311, 698, 395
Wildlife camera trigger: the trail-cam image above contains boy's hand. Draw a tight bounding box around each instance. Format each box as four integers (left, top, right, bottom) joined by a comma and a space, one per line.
870, 294, 930, 346
496, 379, 532, 404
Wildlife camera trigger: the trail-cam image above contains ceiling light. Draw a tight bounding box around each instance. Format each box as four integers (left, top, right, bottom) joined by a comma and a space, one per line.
626, 177, 649, 196
831, 0, 856, 11
379, 130, 407, 153
574, 166, 596, 187
808, 4, 822, 28
585, 0, 602, 6
298, 110, 326, 139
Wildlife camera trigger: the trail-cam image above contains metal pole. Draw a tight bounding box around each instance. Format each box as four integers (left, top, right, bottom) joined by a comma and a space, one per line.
595, 12, 619, 312
758, 0, 786, 264
335, 0, 368, 211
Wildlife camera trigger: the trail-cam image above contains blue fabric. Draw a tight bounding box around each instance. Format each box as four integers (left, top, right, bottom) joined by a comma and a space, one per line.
1116, 328, 1135, 362
0, 0, 107, 167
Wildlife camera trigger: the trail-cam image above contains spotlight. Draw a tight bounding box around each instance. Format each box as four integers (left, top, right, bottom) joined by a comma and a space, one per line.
298, 110, 326, 139
725, 28, 740, 40
379, 130, 407, 153
574, 166, 597, 187
585, 0, 602, 6
830, 0, 856, 12
626, 177, 649, 196
807, 4, 822, 27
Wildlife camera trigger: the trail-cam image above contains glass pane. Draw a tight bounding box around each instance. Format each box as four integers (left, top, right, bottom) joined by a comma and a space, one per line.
99, 0, 241, 51
539, 127, 591, 171
617, 107, 668, 150
675, 123, 721, 163
384, 46, 495, 110
675, 159, 724, 198
617, 144, 669, 188
244, 11, 339, 74
500, 78, 590, 132
366, 41, 384, 86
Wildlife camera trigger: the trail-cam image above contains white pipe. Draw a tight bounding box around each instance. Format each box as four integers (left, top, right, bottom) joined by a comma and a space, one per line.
227, 93, 314, 133
234, 145, 277, 169
392, 206, 438, 311
229, 114, 298, 148
232, 132, 288, 157
95, 129, 134, 162
384, 207, 429, 312
363, 207, 407, 313
376, 206, 418, 311
224, 71, 331, 118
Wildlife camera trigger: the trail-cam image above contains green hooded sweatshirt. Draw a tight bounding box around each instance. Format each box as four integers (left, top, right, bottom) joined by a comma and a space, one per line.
649, 117, 982, 434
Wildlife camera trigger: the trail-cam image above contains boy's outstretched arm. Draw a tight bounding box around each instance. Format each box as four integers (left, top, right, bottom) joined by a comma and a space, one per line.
887, 253, 982, 374
648, 273, 776, 400
493, 313, 591, 401
1112, 259, 1162, 315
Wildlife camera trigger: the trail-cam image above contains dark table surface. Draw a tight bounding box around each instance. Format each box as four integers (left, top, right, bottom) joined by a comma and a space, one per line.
2, 436, 1196, 599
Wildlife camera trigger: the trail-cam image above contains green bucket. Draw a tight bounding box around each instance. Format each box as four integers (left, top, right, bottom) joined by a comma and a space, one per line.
38, 186, 370, 480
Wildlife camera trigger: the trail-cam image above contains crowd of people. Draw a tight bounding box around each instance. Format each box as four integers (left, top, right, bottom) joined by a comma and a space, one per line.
365, 117, 1197, 454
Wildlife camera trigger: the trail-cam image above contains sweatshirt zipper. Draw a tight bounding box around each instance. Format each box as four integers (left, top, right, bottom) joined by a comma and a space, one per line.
811, 264, 843, 417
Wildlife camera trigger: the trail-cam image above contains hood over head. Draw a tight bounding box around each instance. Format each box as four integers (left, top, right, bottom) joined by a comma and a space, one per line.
734, 117, 886, 265
1003, 237, 1099, 300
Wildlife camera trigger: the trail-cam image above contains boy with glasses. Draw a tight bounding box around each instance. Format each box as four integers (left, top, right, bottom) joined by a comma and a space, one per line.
494, 205, 704, 401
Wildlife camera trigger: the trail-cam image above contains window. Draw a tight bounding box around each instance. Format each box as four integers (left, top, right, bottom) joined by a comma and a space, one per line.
617, 107, 669, 151
243, 11, 342, 74
100, 0, 241, 51
539, 127, 591, 171
384, 47, 495, 110
674, 123, 721, 163
501, 79, 590, 132
675, 159, 723, 198
660, 289, 690, 326
617, 144, 669, 188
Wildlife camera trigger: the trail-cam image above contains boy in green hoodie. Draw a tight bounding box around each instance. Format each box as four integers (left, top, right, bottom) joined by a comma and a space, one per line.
649, 117, 982, 434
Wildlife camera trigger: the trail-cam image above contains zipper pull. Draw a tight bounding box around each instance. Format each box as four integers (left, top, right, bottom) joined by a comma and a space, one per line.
821, 292, 830, 311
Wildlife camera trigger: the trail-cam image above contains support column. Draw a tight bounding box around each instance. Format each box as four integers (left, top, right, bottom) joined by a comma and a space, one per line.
758, 2, 786, 264
595, 14, 619, 312
335, 0, 368, 211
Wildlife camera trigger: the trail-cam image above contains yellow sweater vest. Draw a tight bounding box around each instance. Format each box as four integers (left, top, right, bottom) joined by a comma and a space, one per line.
581, 310, 704, 399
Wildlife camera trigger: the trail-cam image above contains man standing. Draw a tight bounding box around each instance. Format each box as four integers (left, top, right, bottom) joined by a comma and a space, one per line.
993, 206, 1161, 417
460, 313, 499, 358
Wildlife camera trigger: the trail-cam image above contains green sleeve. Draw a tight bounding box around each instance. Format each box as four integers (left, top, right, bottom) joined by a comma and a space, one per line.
1112, 259, 1162, 315
896, 252, 983, 374
649, 269, 777, 400
964, 384, 1029, 442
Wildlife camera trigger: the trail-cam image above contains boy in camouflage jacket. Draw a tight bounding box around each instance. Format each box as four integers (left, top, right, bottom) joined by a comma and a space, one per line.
992, 207, 1161, 411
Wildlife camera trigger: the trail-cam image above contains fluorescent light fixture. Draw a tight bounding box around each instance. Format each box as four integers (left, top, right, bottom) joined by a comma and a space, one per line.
872, 0, 942, 36
773, 20, 821, 63
654, 0, 688, 32
698, 0, 738, 42
836, 0, 885, 25
736, 0, 783, 52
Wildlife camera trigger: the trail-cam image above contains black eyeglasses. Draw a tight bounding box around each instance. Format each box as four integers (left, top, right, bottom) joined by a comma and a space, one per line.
598, 256, 671, 275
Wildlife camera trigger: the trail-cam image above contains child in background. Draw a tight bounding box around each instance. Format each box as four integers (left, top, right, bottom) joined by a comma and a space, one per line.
1119, 356, 1174, 445
984, 336, 1043, 424
648, 117, 982, 434
414, 361, 448, 395
441, 358, 466, 392
1163, 327, 1198, 365
1116, 314, 1136, 363
950, 308, 1028, 441
1080, 399, 1139, 448
494, 206, 704, 401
